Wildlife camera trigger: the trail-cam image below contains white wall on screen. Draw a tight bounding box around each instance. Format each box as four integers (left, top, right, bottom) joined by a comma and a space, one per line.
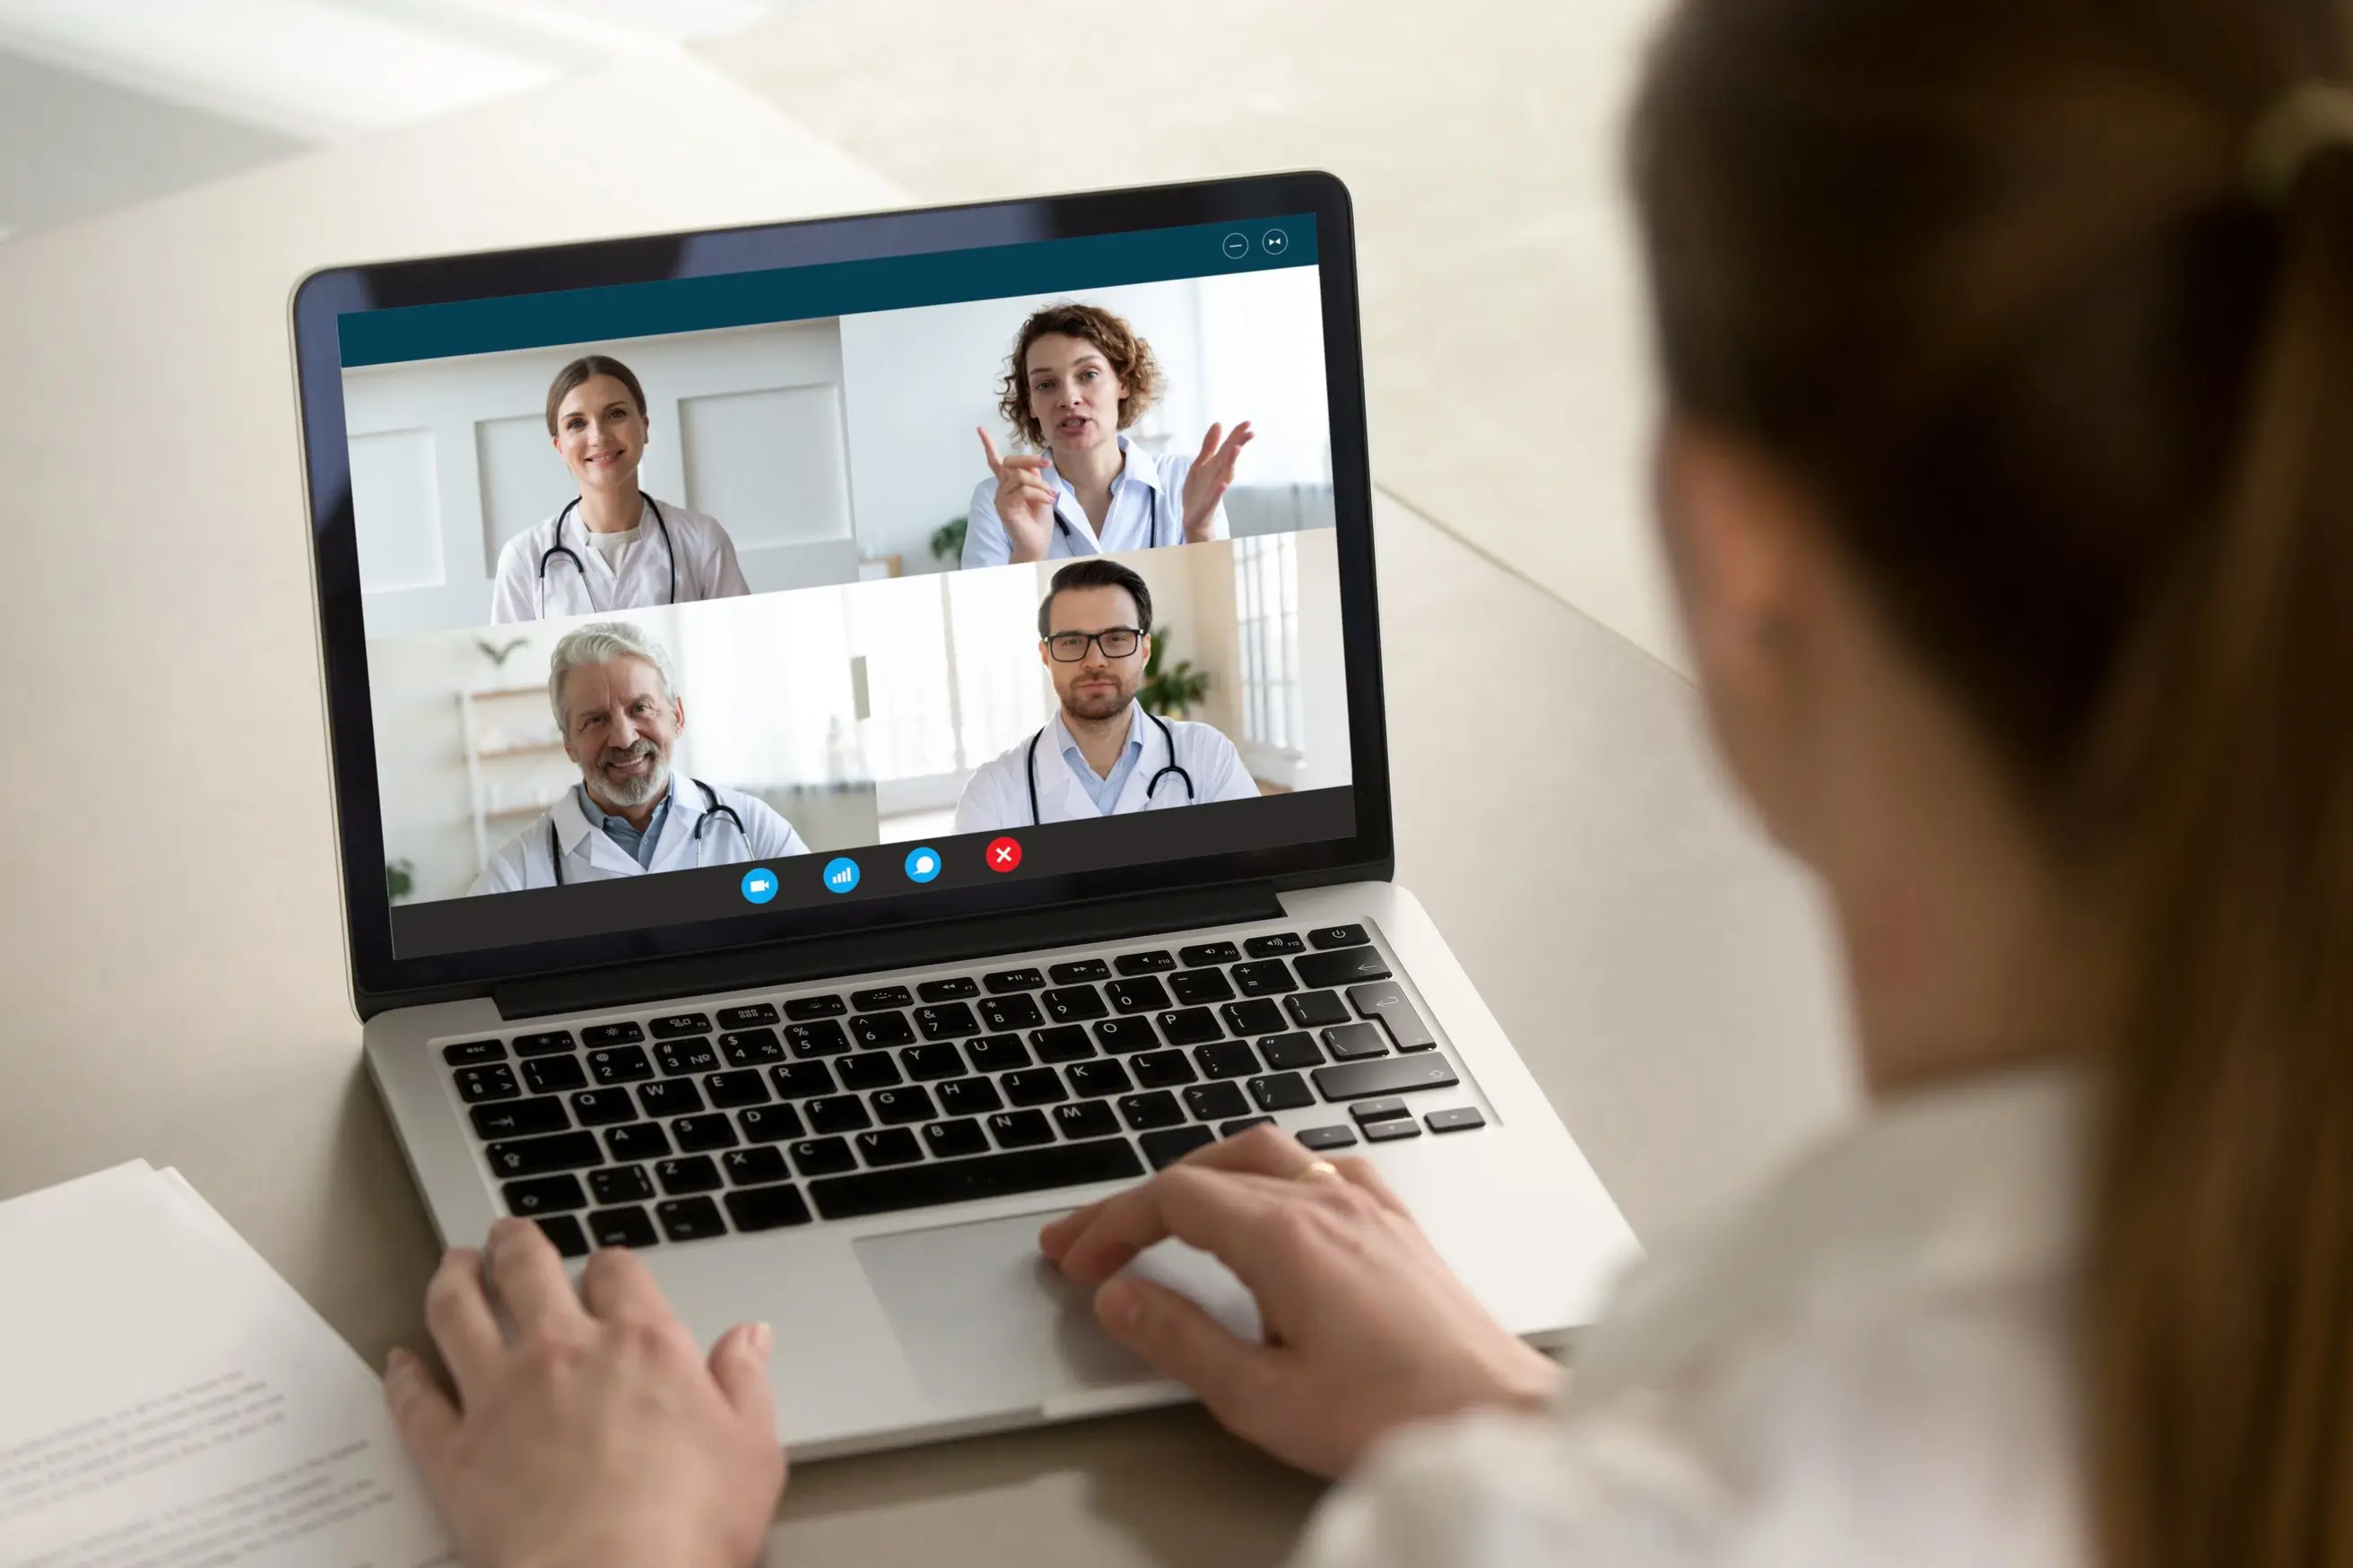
349, 427, 443, 591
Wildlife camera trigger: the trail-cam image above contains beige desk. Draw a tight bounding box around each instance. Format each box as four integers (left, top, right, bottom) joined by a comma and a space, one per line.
0, 51, 1847, 1568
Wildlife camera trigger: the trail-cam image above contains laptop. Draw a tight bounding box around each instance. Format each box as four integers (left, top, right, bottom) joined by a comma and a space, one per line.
291, 172, 1637, 1457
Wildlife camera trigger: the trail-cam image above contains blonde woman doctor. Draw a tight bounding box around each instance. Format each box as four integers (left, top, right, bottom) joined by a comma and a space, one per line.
490, 355, 751, 624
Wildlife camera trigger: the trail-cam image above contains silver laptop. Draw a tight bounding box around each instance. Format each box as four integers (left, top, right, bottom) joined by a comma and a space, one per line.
291, 173, 1637, 1458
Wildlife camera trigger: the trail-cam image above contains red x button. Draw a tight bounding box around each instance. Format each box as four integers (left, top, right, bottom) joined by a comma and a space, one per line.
985, 836, 1022, 873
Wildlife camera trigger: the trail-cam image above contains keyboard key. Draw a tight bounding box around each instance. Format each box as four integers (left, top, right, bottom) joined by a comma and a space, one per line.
512, 1030, 576, 1057
916, 976, 980, 1001
606, 1122, 671, 1162
1247, 1073, 1315, 1113
1245, 931, 1306, 957
656, 1196, 726, 1242
589, 1206, 659, 1248
984, 967, 1046, 992
1427, 1106, 1488, 1134
716, 1003, 779, 1029
1168, 968, 1234, 1006
934, 1077, 1003, 1117
1131, 1049, 1196, 1089
1001, 1067, 1067, 1106
533, 1214, 591, 1258
1118, 1091, 1185, 1131
1066, 1060, 1133, 1097
1365, 1118, 1423, 1143
1307, 924, 1370, 950
856, 1128, 924, 1167
1313, 1056, 1461, 1102
916, 1003, 980, 1041
1114, 950, 1176, 975
900, 1043, 966, 1080
1178, 940, 1241, 967
1053, 1100, 1121, 1140
703, 1069, 770, 1108
485, 1131, 602, 1177
583, 1022, 645, 1046
850, 1011, 916, 1049
656, 1156, 723, 1195
790, 1137, 856, 1176
523, 1054, 587, 1094
502, 1174, 586, 1216
1295, 948, 1392, 989
737, 1104, 804, 1143
1194, 1040, 1260, 1079
1350, 1097, 1412, 1123
807, 1137, 1144, 1220
1323, 1023, 1391, 1062
837, 1053, 903, 1091
1107, 977, 1171, 1014
637, 1079, 704, 1117
768, 1061, 837, 1099
590, 1165, 656, 1204
786, 1021, 851, 1058
656, 1038, 721, 1077
1232, 960, 1298, 997
725, 1184, 812, 1232
587, 1046, 655, 1085
979, 994, 1045, 1031
850, 985, 913, 1011
473, 1098, 568, 1139
1092, 1017, 1159, 1053
1142, 1126, 1217, 1169
1184, 1081, 1251, 1122
1221, 1000, 1286, 1037
1048, 958, 1112, 983
1042, 985, 1109, 1023
924, 1118, 991, 1159
569, 1088, 638, 1126
1285, 991, 1352, 1028
964, 1034, 1031, 1073
443, 1039, 505, 1066
718, 1028, 786, 1067
870, 1087, 938, 1126
673, 1113, 738, 1152
454, 1065, 519, 1103
1029, 1025, 1094, 1063
987, 1109, 1055, 1148
722, 1146, 790, 1185
1156, 1009, 1223, 1047
806, 1095, 872, 1134
1350, 982, 1438, 1052
1258, 1032, 1324, 1070
649, 1012, 712, 1040
1220, 1116, 1277, 1137
1298, 1124, 1359, 1150
785, 994, 847, 1020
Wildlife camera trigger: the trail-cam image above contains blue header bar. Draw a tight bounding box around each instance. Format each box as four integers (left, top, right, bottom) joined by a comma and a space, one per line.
339, 214, 1318, 367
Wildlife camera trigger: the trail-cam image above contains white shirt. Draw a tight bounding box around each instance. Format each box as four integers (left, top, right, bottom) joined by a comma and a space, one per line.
1296, 1064, 2088, 1568
489, 497, 750, 624
469, 773, 807, 894
961, 435, 1229, 568
951, 702, 1262, 833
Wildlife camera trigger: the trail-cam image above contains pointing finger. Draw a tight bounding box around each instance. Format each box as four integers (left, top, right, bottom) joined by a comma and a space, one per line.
977, 427, 1004, 473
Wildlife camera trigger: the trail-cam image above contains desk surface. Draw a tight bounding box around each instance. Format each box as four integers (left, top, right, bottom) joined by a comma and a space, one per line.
0, 51, 1847, 1567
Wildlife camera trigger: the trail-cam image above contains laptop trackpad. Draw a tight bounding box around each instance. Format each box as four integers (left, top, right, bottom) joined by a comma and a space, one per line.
855, 1209, 1263, 1411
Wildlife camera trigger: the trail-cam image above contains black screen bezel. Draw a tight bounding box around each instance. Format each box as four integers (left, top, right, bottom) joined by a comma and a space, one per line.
291, 171, 1392, 1017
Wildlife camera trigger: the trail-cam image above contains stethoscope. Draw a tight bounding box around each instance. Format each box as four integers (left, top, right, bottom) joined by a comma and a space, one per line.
548, 778, 744, 888
536, 490, 676, 612
1024, 708, 1193, 826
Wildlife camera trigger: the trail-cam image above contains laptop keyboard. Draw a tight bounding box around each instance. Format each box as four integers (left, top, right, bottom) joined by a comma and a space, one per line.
440, 923, 1489, 1258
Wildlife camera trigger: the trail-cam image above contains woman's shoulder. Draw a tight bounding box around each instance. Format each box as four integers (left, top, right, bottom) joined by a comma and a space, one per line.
652, 498, 728, 537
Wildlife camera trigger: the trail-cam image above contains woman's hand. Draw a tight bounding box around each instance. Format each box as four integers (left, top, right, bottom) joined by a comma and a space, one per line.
1039, 1125, 1561, 1478
383, 1218, 786, 1568
979, 428, 1057, 563
1180, 421, 1255, 541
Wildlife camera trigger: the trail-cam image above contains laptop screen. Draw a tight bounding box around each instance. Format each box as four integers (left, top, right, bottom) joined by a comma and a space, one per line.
334, 210, 1358, 961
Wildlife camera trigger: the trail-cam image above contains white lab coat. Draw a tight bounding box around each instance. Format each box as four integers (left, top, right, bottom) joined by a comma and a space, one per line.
489, 497, 750, 624
469, 775, 807, 895
951, 704, 1262, 834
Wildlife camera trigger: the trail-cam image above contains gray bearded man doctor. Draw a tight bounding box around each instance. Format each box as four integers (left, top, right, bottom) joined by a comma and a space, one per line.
470, 621, 806, 894
954, 558, 1261, 833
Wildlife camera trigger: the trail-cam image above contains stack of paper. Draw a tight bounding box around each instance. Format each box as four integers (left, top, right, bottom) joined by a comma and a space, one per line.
0, 1162, 454, 1568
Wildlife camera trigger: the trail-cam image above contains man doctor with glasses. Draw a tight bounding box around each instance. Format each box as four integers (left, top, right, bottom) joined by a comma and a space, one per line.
953, 558, 1262, 833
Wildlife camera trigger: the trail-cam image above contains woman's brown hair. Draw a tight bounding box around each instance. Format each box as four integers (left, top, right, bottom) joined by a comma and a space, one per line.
1632, 2, 2353, 1564
996, 303, 1160, 450
544, 354, 648, 437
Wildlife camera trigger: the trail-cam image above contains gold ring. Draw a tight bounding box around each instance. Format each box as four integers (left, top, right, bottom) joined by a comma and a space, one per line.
1292, 1158, 1341, 1183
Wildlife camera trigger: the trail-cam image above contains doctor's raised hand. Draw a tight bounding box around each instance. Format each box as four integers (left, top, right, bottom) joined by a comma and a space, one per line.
1179, 420, 1254, 543
977, 427, 1057, 563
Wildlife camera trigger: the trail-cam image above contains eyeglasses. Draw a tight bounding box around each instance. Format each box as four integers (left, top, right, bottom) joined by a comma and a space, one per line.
1045, 627, 1143, 662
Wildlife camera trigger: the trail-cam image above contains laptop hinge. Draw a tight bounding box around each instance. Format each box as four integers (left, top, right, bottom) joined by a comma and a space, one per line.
491, 881, 1287, 1022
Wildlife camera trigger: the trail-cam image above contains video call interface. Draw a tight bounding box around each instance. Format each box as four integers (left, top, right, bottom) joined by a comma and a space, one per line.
344, 216, 1357, 960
